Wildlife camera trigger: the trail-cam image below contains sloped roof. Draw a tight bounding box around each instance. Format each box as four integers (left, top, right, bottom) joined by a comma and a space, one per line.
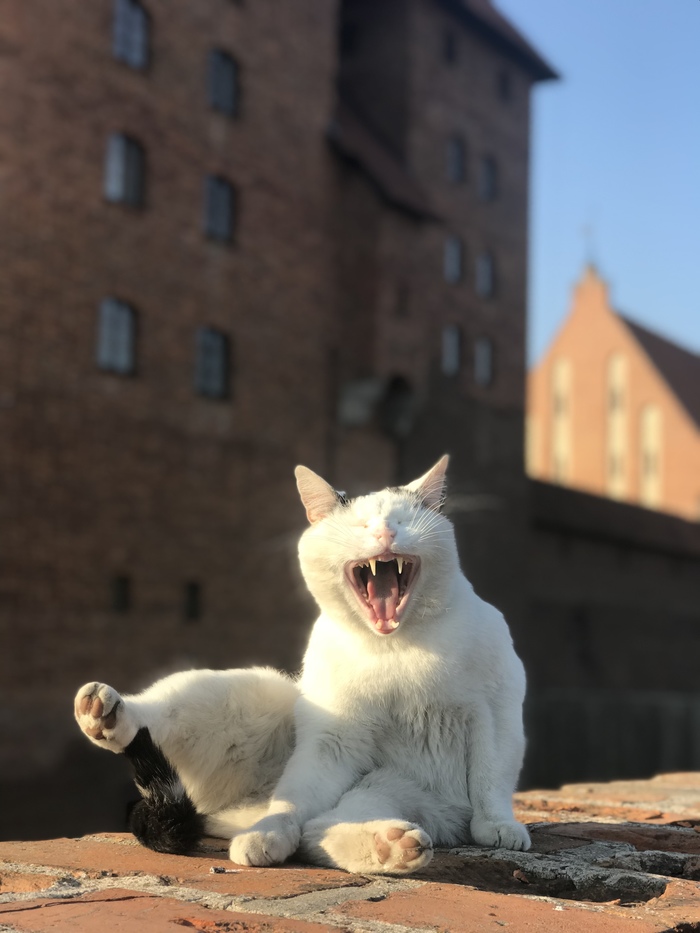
620, 314, 700, 430
328, 102, 437, 220
440, 0, 558, 81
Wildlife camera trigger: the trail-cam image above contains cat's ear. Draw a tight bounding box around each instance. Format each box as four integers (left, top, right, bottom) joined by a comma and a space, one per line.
295, 466, 341, 524
404, 455, 449, 511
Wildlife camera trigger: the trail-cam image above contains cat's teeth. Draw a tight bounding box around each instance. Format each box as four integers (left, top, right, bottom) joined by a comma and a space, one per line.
369, 559, 377, 576
388, 618, 399, 629
397, 557, 404, 574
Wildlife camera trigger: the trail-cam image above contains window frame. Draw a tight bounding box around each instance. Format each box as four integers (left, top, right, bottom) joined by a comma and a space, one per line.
443, 235, 464, 284
475, 251, 496, 298
204, 175, 236, 243
209, 49, 240, 117
104, 133, 145, 207
96, 297, 137, 375
194, 326, 231, 399
474, 336, 495, 387
441, 324, 462, 377
112, 0, 150, 70
446, 135, 467, 185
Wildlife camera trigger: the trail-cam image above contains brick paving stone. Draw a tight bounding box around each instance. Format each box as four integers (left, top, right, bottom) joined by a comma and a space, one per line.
0, 836, 368, 899
333, 883, 694, 933
0, 871, 62, 895
535, 821, 700, 854
0, 889, 350, 933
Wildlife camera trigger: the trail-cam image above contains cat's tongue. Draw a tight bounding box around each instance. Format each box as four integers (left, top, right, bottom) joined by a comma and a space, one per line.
366, 563, 400, 633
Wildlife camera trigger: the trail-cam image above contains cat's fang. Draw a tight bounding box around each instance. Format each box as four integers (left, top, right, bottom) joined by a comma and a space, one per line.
397, 557, 404, 574
369, 559, 377, 576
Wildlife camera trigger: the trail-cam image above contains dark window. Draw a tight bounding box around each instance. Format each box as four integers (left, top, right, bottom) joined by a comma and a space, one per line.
195, 327, 230, 398
478, 156, 498, 201
446, 135, 466, 184
97, 298, 136, 374
474, 336, 494, 386
441, 325, 462, 377
104, 134, 145, 207
184, 581, 202, 622
444, 235, 463, 284
204, 176, 235, 242
113, 0, 149, 70
475, 252, 496, 298
112, 575, 131, 613
209, 50, 239, 117
442, 29, 457, 64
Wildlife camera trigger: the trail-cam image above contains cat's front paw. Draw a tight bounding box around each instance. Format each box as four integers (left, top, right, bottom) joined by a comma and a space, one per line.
229, 813, 301, 867
470, 818, 530, 851
74, 682, 136, 752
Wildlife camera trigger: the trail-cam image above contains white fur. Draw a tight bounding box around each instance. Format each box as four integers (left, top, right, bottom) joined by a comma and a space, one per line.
75, 457, 530, 874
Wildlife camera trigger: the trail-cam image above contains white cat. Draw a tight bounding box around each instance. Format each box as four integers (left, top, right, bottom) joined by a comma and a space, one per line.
75, 456, 530, 874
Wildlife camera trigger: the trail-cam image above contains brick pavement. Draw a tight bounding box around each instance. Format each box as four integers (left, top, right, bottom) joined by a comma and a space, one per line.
1, 774, 699, 932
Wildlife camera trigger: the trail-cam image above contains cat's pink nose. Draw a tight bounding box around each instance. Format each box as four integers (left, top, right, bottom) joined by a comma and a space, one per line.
372, 526, 396, 549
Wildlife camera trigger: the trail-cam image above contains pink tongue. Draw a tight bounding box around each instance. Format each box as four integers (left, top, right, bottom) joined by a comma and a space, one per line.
366, 573, 399, 624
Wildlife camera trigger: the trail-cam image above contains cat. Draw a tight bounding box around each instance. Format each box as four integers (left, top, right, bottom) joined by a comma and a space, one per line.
74, 455, 530, 874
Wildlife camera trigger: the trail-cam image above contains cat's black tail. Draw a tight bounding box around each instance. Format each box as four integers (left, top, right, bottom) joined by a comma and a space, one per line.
123, 727, 205, 855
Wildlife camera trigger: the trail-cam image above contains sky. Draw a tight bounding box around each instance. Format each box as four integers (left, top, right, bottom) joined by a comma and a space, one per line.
494, 0, 700, 365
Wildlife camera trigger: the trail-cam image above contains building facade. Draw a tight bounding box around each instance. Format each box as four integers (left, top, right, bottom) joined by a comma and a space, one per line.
527, 266, 700, 521
0, 0, 554, 838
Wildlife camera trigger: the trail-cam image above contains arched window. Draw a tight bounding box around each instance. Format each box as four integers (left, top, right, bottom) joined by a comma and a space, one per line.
209, 50, 240, 117
475, 251, 495, 298
441, 325, 461, 377
204, 176, 236, 242
113, 0, 150, 70
639, 405, 662, 508
551, 358, 572, 482
104, 134, 145, 207
478, 156, 498, 201
195, 328, 231, 399
606, 353, 627, 499
443, 235, 463, 284
446, 135, 466, 184
97, 298, 137, 375
474, 336, 494, 386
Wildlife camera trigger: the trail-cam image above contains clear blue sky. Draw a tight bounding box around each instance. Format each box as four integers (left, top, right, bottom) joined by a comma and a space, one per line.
495, 0, 700, 365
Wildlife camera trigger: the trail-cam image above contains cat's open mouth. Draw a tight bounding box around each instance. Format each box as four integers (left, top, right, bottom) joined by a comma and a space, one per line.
346, 555, 419, 636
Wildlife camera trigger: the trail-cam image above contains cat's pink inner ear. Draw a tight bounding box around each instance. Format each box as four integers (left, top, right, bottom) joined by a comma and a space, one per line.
295, 466, 339, 524
404, 454, 449, 511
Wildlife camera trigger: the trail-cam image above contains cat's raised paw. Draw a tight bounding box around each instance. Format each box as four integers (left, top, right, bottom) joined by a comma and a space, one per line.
373, 822, 433, 874
470, 818, 531, 851
74, 682, 135, 751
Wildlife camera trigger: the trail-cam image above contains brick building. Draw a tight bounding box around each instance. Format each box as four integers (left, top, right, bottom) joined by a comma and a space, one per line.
523, 266, 700, 789
527, 265, 700, 521
0, 0, 554, 838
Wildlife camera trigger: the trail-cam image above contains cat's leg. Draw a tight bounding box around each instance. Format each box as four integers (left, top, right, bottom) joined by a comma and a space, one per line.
467, 693, 530, 852
229, 701, 373, 867
75, 667, 298, 812
298, 771, 441, 875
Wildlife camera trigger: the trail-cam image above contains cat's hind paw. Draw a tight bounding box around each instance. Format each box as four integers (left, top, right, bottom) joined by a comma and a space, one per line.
373, 822, 433, 874
470, 818, 531, 851
74, 682, 136, 752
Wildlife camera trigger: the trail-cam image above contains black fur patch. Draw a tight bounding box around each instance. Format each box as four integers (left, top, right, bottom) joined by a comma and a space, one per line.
123, 727, 205, 855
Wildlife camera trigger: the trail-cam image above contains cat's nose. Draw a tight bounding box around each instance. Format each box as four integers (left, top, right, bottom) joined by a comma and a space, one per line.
372, 526, 396, 549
